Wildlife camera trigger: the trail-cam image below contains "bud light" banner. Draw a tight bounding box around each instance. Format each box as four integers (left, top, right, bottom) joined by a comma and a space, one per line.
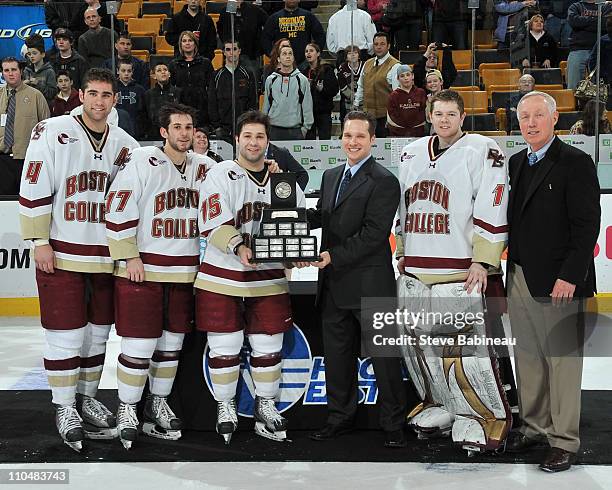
0, 4, 53, 59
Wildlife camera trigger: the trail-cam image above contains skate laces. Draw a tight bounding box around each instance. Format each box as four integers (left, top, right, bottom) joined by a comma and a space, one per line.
83, 396, 112, 421
57, 404, 82, 434
118, 403, 138, 428
218, 399, 238, 424
151, 396, 177, 422
258, 398, 283, 423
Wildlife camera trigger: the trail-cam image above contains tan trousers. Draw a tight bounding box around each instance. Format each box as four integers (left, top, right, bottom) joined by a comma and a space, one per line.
507, 264, 584, 453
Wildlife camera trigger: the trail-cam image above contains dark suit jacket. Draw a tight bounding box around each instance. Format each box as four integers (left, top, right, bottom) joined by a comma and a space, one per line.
507, 136, 600, 298
308, 157, 400, 309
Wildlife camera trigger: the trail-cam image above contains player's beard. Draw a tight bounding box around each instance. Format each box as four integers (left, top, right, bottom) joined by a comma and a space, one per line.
167, 136, 191, 154
238, 144, 265, 165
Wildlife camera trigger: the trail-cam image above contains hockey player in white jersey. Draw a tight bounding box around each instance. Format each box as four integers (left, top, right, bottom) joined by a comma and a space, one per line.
105, 103, 216, 450
19, 68, 139, 452
396, 90, 513, 454
195, 111, 304, 444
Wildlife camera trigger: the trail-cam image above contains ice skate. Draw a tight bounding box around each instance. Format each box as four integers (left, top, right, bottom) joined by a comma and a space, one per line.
216, 398, 238, 445
254, 396, 289, 442
142, 394, 182, 441
55, 403, 84, 452
116, 402, 139, 450
77, 394, 117, 439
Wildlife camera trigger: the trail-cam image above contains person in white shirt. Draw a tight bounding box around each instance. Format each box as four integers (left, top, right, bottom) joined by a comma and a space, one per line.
326, 4, 376, 66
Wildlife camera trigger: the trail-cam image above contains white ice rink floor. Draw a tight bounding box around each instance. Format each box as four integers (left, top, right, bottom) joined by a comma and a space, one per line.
2, 317, 612, 490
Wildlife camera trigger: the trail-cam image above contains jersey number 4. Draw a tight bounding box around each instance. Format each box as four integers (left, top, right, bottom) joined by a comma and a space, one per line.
24, 161, 43, 184
201, 193, 221, 223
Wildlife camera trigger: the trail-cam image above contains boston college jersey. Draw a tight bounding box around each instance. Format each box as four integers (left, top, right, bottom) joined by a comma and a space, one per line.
195, 160, 306, 297
397, 134, 509, 282
105, 146, 215, 283
19, 115, 139, 273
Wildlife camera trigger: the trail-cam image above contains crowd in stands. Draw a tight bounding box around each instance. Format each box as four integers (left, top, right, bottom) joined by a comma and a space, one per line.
1, 0, 612, 166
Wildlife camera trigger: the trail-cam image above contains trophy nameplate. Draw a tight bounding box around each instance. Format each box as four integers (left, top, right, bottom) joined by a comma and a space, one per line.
251, 173, 320, 262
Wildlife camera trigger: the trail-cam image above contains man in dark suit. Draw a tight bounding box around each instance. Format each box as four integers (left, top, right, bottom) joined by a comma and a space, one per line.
295, 111, 408, 447
505, 91, 601, 472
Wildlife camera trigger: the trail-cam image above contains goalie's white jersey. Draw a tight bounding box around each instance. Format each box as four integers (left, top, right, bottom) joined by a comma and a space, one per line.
19, 115, 139, 273
105, 146, 215, 283
397, 134, 509, 278
195, 160, 306, 297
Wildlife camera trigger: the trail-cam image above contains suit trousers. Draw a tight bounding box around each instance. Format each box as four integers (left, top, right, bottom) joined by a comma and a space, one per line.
507, 264, 584, 453
0, 153, 24, 196
320, 285, 407, 431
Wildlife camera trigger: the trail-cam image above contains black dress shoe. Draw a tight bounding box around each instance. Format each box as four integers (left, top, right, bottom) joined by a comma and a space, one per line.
505, 431, 542, 453
310, 424, 354, 441
539, 447, 576, 473
384, 429, 407, 448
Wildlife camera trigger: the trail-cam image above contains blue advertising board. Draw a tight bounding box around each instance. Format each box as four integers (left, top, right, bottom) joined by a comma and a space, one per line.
0, 4, 53, 59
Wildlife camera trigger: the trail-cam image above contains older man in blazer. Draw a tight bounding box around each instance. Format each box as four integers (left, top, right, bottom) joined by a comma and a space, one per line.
506, 91, 600, 472
296, 111, 407, 448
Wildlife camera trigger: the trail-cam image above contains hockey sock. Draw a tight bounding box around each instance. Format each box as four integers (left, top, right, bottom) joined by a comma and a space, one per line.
44, 327, 86, 406
148, 331, 184, 397
208, 331, 243, 402
249, 333, 283, 398
117, 337, 157, 404
77, 323, 111, 397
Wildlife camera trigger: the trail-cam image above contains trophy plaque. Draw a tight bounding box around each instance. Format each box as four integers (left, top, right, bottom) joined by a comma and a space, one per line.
251, 173, 319, 262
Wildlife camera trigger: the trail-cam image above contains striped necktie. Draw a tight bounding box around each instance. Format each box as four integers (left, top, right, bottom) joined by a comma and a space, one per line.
336, 168, 352, 205
4, 89, 16, 150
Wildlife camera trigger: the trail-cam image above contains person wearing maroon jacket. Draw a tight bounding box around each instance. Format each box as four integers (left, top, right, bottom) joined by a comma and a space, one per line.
50, 70, 81, 117
386, 64, 426, 137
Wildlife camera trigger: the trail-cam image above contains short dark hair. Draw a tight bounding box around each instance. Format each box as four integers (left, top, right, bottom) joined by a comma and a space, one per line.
236, 110, 270, 138
222, 39, 241, 48
373, 31, 390, 44
343, 110, 376, 136
152, 60, 169, 70
117, 59, 133, 69
158, 102, 198, 130
117, 31, 131, 41
82, 67, 118, 93
25, 34, 45, 54
56, 69, 72, 81
428, 89, 465, 115
1, 56, 20, 70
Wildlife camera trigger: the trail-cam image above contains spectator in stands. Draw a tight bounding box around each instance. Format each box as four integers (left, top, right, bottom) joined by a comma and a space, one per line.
301, 43, 339, 140
23, 34, 58, 105
337, 45, 365, 125
262, 0, 326, 66
115, 59, 146, 139
327, 2, 376, 66
540, 0, 574, 48
570, 99, 612, 135
192, 127, 224, 162
493, 0, 535, 50
169, 31, 215, 127
413, 43, 457, 90
208, 41, 259, 142
424, 69, 444, 96
71, 0, 119, 42
144, 62, 182, 140
217, 0, 269, 82
45, 0, 82, 34
264, 0, 320, 14
166, 0, 217, 61
46, 28, 89, 90
505, 73, 535, 133
50, 70, 81, 117
103, 33, 149, 88
263, 45, 314, 140
0, 57, 50, 196
523, 14, 559, 68
386, 64, 427, 136
354, 32, 401, 136
380, 0, 425, 52
588, 15, 612, 109
567, 0, 612, 90
368, 0, 391, 32
77, 7, 118, 68
432, 0, 468, 50
262, 38, 291, 89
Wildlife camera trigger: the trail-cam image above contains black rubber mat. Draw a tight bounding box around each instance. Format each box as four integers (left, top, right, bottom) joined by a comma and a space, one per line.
0, 390, 610, 464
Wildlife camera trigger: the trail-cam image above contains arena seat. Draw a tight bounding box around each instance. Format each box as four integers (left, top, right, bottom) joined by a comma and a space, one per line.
475, 49, 509, 66
399, 51, 426, 65
117, 2, 140, 21
212, 49, 223, 70
142, 1, 172, 19
556, 111, 580, 130
462, 91, 488, 114
156, 36, 174, 56
544, 89, 576, 112
481, 69, 521, 92
487, 84, 516, 104
464, 113, 497, 131
206, 1, 228, 14
453, 69, 479, 87
128, 17, 162, 37
491, 89, 519, 111
173, 0, 187, 13
131, 36, 154, 52
523, 68, 563, 85
495, 108, 507, 133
